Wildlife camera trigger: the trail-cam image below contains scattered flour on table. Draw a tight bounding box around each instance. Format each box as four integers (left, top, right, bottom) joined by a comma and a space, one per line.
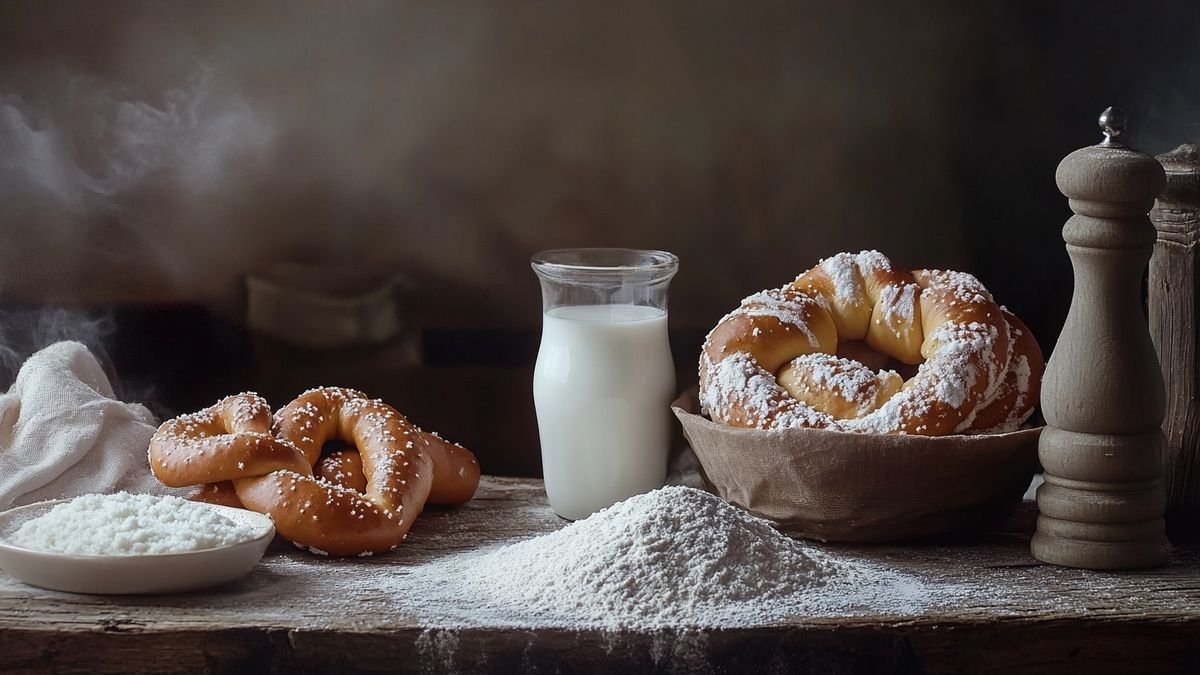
392, 486, 950, 629
7, 492, 260, 555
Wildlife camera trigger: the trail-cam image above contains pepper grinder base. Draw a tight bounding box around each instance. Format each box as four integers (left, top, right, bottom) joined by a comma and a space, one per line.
1031, 528, 1169, 570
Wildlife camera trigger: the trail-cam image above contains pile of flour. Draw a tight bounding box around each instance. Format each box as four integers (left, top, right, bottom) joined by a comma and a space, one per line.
8, 492, 260, 555
396, 486, 937, 628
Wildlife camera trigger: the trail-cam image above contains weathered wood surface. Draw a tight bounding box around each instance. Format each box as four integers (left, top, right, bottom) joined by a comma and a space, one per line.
1150, 143, 1200, 526
1, 476, 1199, 674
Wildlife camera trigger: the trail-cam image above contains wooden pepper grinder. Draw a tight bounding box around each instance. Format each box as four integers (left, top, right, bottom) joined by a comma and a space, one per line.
1149, 144, 1200, 527
1032, 107, 1170, 569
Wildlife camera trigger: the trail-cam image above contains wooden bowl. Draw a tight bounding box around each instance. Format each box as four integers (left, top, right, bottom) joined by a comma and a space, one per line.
672, 390, 1040, 542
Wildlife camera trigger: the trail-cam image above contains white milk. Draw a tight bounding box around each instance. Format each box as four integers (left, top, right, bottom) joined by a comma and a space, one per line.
533, 304, 676, 520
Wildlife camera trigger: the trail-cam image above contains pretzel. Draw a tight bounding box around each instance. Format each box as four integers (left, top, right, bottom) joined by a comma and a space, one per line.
149, 388, 479, 556
272, 388, 481, 507
699, 251, 1044, 435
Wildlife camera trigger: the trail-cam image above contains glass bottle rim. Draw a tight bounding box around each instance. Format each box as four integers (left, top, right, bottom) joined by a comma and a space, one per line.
531, 248, 678, 280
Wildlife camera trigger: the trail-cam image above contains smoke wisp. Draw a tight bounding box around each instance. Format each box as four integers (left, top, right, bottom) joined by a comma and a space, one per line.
0, 308, 115, 389
0, 66, 272, 213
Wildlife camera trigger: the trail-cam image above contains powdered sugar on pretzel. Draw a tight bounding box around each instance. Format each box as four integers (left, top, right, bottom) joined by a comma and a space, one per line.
699, 251, 1044, 435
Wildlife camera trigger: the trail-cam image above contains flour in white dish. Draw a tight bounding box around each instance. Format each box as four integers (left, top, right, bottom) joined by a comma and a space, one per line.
9, 492, 260, 555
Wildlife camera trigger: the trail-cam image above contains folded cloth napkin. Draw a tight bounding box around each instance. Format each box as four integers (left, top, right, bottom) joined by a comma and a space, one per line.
0, 341, 188, 510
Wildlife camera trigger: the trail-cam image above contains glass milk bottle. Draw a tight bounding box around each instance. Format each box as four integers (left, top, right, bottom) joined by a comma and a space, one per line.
531, 248, 679, 520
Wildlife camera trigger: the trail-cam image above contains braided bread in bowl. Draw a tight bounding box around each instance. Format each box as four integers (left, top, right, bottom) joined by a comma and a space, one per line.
683, 251, 1043, 541
701, 250, 1042, 434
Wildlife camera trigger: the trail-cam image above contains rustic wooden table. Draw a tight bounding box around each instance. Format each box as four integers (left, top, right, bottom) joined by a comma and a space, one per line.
1, 476, 1198, 674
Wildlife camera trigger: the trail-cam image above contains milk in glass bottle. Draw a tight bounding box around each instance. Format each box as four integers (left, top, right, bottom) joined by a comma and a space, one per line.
531, 249, 678, 520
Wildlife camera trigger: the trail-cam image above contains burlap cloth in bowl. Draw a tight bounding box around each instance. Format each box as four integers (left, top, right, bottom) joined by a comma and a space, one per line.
672, 389, 1040, 542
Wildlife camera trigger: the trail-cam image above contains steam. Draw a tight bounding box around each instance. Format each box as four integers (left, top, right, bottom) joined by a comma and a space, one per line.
0, 64, 270, 397
0, 308, 115, 390
0, 66, 271, 212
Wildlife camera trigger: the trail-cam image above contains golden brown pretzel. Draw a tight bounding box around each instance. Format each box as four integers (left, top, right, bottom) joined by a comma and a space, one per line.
149, 395, 311, 490
699, 251, 1043, 435
150, 388, 480, 556
271, 387, 481, 507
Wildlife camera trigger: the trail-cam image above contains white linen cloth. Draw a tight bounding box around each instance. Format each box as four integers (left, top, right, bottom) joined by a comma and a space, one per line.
0, 341, 186, 509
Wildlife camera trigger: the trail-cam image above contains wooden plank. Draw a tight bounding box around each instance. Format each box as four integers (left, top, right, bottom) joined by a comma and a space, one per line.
1, 477, 1198, 674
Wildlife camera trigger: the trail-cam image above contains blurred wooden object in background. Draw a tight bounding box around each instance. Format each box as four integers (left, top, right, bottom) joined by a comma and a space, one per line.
1149, 143, 1200, 528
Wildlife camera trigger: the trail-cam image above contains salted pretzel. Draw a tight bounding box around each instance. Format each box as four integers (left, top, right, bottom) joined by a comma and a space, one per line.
272, 388, 481, 507
149, 388, 479, 556
699, 250, 1044, 435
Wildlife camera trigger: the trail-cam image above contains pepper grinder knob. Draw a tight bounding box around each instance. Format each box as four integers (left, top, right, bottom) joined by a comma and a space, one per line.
1032, 107, 1170, 569
1099, 106, 1128, 147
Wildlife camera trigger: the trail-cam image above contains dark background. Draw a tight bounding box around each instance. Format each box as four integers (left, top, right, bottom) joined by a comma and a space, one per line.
2, 1, 1198, 475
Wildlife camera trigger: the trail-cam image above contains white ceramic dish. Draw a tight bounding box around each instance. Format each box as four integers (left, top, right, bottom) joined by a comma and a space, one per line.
0, 499, 275, 594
